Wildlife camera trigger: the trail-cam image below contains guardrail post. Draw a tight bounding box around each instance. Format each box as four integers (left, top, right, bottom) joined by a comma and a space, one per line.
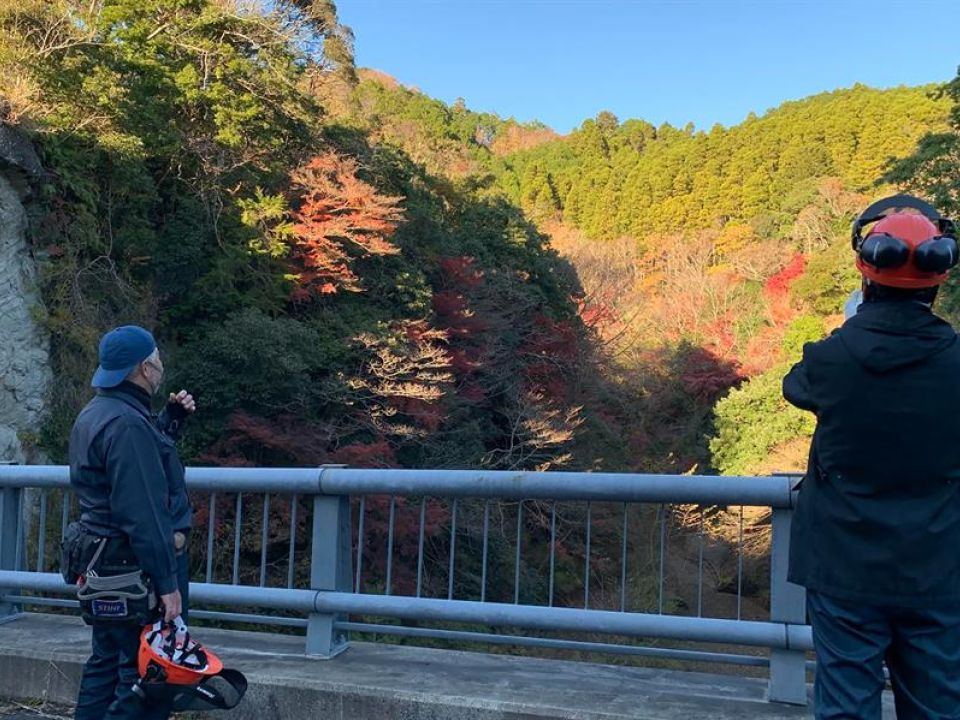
0, 462, 23, 622
306, 466, 351, 657
767, 475, 807, 705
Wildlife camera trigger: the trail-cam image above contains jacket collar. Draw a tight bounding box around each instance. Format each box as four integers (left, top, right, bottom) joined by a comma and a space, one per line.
97, 381, 154, 419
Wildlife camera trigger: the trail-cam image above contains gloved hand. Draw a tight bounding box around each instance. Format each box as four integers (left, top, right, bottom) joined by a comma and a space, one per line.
166, 390, 196, 419
160, 390, 196, 438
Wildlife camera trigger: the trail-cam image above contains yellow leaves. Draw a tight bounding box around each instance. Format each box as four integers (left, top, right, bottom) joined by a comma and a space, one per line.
637, 270, 664, 291
0, 71, 42, 124
706, 263, 732, 277
713, 222, 755, 257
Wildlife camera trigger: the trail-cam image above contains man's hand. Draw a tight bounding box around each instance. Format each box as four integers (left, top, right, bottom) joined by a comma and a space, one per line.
160, 589, 182, 622
167, 390, 196, 414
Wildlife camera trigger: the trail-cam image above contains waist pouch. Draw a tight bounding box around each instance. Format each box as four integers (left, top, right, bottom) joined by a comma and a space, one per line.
62, 524, 158, 626
60, 521, 86, 584
78, 570, 157, 626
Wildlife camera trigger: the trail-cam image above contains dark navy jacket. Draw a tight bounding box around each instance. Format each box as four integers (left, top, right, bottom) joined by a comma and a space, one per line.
69, 382, 192, 595
783, 300, 960, 607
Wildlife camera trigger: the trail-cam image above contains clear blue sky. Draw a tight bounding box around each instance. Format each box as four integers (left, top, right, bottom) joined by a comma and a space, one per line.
337, 0, 960, 134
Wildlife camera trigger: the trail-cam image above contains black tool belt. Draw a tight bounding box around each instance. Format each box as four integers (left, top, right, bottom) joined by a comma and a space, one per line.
61, 521, 158, 626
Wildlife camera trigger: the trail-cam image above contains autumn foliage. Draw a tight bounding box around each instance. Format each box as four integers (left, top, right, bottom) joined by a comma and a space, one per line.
288, 152, 404, 298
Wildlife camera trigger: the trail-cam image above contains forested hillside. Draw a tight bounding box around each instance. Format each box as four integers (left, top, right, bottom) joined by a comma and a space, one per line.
0, 0, 595, 477
2, 0, 955, 484
339, 71, 952, 476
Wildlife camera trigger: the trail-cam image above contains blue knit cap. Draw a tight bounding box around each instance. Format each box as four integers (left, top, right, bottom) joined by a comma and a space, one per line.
91, 325, 157, 389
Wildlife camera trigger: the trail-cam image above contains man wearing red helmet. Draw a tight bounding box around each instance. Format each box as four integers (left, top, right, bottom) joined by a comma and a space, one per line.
783, 195, 960, 719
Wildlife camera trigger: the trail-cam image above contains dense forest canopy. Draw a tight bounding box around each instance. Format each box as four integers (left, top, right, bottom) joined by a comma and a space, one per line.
1, 0, 957, 484
339, 66, 955, 476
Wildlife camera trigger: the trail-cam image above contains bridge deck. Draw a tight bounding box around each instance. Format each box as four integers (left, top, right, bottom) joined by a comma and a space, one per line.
0, 613, 894, 719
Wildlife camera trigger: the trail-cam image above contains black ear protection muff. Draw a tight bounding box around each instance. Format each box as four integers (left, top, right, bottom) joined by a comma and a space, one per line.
851, 194, 959, 273
915, 234, 959, 273
859, 233, 910, 269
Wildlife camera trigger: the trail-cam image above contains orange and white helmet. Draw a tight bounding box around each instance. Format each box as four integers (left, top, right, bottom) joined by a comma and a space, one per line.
134, 618, 246, 712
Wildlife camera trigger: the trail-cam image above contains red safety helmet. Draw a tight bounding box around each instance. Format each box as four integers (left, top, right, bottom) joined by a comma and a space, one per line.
851, 194, 959, 289
134, 619, 247, 712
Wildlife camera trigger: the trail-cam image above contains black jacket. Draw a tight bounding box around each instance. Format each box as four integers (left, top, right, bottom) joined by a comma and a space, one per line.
783, 300, 960, 607
69, 382, 192, 595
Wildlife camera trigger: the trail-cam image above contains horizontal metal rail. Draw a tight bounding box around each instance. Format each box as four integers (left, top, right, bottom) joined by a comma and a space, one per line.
319, 469, 797, 507
0, 571, 813, 652
0, 466, 321, 494
313, 592, 814, 651
0, 465, 798, 507
336, 623, 772, 667
0, 594, 309, 629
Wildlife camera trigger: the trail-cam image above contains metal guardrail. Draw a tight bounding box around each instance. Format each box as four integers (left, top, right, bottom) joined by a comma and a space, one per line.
0, 465, 811, 705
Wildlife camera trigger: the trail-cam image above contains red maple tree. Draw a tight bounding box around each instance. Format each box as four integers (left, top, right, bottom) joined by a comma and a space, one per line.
288, 152, 405, 299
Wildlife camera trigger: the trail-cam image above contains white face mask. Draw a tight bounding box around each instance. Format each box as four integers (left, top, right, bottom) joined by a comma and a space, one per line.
142, 355, 164, 396
843, 289, 863, 320
146, 370, 163, 396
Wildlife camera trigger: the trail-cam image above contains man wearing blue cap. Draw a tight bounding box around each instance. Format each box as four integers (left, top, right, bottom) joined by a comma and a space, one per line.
69, 325, 195, 720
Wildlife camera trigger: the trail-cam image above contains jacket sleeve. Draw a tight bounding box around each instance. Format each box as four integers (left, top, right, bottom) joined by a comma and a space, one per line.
783, 343, 819, 414
102, 416, 178, 595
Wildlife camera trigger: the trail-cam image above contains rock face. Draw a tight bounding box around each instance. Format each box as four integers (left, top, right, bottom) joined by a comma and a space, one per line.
0, 125, 49, 463
0, 124, 42, 194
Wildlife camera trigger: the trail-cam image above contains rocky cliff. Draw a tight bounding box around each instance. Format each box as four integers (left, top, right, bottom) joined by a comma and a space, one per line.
0, 124, 49, 463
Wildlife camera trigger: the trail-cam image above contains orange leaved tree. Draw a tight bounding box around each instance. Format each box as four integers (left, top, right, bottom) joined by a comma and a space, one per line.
288, 151, 405, 299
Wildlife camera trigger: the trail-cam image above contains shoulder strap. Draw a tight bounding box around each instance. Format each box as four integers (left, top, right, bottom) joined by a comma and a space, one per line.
84, 538, 108, 575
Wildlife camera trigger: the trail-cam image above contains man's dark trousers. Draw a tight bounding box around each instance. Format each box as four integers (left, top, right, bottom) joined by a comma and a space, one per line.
73, 553, 189, 720
809, 591, 960, 720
